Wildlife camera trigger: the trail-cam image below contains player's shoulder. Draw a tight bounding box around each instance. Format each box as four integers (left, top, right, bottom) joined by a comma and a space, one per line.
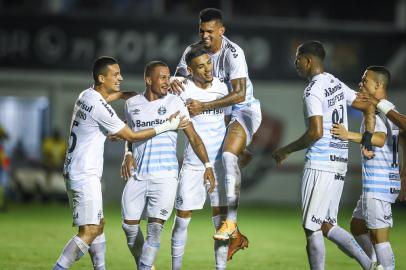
125, 93, 145, 106
222, 36, 244, 53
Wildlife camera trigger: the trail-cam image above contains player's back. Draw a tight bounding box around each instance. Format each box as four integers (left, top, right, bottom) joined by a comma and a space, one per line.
180, 78, 229, 168
303, 72, 356, 174
361, 112, 400, 203
64, 88, 125, 186
125, 93, 189, 180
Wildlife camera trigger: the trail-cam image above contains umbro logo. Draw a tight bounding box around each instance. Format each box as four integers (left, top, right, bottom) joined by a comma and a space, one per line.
176, 196, 183, 205
160, 209, 168, 216
158, 106, 167, 115
131, 108, 140, 115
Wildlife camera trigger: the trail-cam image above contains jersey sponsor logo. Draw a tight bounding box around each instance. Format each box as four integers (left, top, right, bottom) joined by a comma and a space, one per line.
100, 99, 114, 117
334, 173, 345, 181
326, 217, 337, 224
324, 83, 342, 97
304, 81, 315, 94
329, 141, 348, 149
390, 187, 400, 194
76, 99, 93, 113
311, 215, 323, 225
77, 110, 87, 120
329, 155, 348, 163
135, 119, 166, 128
97, 210, 102, 220
158, 106, 167, 115
225, 43, 238, 58
389, 173, 399, 181
328, 92, 344, 107
201, 108, 224, 115
131, 108, 140, 115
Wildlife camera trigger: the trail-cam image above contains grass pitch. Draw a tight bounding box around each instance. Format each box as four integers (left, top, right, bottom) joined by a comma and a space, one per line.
0, 203, 405, 270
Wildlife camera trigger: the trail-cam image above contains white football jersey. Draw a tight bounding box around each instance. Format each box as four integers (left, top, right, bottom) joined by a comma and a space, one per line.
361, 112, 400, 203
179, 77, 230, 168
303, 72, 356, 173
63, 88, 126, 187
125, 93, 190, 180
177, 36, 258, 110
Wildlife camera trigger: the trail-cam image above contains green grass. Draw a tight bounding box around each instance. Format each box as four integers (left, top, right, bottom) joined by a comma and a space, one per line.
1, 203, 405, 270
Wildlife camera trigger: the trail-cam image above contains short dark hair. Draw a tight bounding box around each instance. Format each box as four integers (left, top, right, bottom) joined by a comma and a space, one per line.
92, 56, 118, 85
297, 40, 326, 61
144, 61, 168, 77
367, 66, 391, 88
185, 44, 208, 66
199, 8, 223, 23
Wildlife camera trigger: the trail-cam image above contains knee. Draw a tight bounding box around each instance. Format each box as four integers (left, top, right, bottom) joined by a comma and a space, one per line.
350, 218, 368, 236
321, 222, 333, 237
222, 151, 238, 164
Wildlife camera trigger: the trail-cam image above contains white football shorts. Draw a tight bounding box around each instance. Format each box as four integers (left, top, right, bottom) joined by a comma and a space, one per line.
301, 168, 345, 231
65, 176, 104, 227
175, 161, 227, 211
352, 196, 393, 229
121, 177, 178, 221
230, 100, 262, 146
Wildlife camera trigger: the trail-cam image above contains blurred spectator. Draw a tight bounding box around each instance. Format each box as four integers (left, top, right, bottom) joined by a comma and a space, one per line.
0, 125, 10, 210
42, 129, 67, 172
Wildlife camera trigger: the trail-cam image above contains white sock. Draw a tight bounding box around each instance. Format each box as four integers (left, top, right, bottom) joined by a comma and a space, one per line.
53, 235, 90, 269
212, 215, 228, 270
171, 216, 191, 270
374, 242, 395, 270
306, 231, 325, 270
122, 223, 144, 266
327, 226, 372, 270
354, 233, 377, 262
139, 222, 163, 270
222, 151, 241, 222
89, 233, 106, 270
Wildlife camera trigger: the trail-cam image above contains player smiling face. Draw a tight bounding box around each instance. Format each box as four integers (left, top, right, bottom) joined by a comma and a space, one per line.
101, 64, 123, 93
199, 20, 224, 52
148, 65, 171, 98
188, 53, 213, 86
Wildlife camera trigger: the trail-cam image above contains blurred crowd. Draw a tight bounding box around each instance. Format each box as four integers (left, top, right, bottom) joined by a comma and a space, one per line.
0, 124, 67, 210
0, 0, 396, 22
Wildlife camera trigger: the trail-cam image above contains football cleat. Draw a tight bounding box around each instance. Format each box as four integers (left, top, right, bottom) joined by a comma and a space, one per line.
227, 230, 249, 261
213, 220, 238, 240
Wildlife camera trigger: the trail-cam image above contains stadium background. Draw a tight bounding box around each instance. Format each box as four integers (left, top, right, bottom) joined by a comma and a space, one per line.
0, 1, 405, 269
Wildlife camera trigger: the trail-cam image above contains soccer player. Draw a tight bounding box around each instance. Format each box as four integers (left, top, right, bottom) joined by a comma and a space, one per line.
272, 41, 382, 270
53, 56, 186, 270
171, 8, 261, 257
331, 66, 402, 269
170, 46, 231, 270
120, 61, 215, 270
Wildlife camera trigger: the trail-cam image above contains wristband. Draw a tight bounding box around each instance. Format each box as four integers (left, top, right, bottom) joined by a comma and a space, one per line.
376, 99, 395, 115
361, 131, 373, 151
204, 162, 212, 169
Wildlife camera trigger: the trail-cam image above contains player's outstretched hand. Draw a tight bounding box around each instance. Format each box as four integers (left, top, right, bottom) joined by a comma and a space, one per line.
272, 147, 289, 166
187, 99, 204, 116
361, 146, 375, 160
331, 124, 348, 140
169, 77, 186, 94
120, 152, 136, 181
356, 92, 380, 106
178, 116, 189, 129
204, 167, 216, 193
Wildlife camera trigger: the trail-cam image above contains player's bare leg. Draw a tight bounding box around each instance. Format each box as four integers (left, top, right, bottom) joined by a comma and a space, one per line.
214, 121, 249, 258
